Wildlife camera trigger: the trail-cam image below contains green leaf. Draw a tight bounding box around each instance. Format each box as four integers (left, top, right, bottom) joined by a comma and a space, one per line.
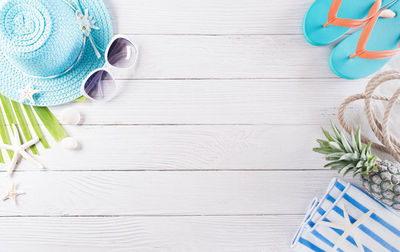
324, 160, 348, 168
75, 96, 87, 102
321, 127, 335, 142
360, 145, 367, 159
316, 139, 330, 148
0, 95, 17, 133
355, 128, 362, 152
0, 106, 9, 162
11, 101, 38, 155
338, 153, 356, 161
0, 95, 17, 159
313, 147, 337, 154
33, 107, 67, 142
350, 129, 358, 151
353, 169, 363, 177
328, 142, 342, 151
331, 121, 342, 141
356, 160, 364, 169
366, 142, 373, 153
23, 105, 50, 149
339, 163, 354, 174
340, 131, 353, 153
326, 152, 346, 159
343, 167, 354, 176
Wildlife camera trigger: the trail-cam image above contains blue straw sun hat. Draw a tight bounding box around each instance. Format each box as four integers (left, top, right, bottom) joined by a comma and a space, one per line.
0, 0, 113, 106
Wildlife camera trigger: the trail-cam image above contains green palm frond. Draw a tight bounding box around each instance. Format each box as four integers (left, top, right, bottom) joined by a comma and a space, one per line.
23, 105, 50, 149
0, 93, 67, 163
34, 107, 67, 142
0, 107, 10, 162
12, 100, 39, 155
75, 96, 87, 102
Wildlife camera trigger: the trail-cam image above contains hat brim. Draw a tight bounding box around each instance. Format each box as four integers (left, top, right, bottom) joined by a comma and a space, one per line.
0, 0, 113, 107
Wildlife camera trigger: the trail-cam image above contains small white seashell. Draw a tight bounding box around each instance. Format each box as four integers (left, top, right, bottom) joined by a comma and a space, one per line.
60, 108, 81, 125
62, 137, 79, 150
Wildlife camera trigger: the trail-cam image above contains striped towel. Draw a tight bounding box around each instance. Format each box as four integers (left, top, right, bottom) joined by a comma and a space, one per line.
291, 178, 400, 252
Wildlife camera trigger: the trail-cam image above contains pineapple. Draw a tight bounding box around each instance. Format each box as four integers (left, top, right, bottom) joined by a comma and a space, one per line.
314, 122, 400, 210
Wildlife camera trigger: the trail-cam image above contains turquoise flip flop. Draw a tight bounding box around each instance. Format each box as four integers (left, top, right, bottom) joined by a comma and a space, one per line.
330, 1, 400, 79
303, 0, 394, 46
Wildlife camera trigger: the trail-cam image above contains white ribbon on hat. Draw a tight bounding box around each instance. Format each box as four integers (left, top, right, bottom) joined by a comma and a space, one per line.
63, 0, 101, 59
76, 9, 101, 58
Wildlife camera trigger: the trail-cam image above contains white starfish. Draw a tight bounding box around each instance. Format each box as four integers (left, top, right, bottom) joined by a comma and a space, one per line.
3, 182, 24, 205
0, 125, 43, 177
18, 84, 40, 104
316, 203, 373, 252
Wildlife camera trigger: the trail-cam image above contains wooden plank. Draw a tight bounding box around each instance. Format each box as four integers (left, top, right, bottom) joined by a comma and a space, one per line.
0, 171, 356, 216
117, 35, 339, 79
16, 125, 328, 171
108, 0, 308, 35
55, 79, 364, 125
0, 215, 301, 251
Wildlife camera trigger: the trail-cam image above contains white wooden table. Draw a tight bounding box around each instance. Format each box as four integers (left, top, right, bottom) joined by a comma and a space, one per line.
0, 0, 369, 251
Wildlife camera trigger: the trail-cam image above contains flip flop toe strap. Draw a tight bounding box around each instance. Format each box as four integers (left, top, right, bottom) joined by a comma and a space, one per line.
349, 10, 400, 59
323, 0, 382, 28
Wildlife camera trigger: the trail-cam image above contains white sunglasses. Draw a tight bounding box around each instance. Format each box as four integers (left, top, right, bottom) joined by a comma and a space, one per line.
81, 34, 138, 101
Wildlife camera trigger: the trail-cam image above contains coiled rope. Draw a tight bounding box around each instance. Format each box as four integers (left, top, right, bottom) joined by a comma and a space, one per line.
338, 70, 400, 162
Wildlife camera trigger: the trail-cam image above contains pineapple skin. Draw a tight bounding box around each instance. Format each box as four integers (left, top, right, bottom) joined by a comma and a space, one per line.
362, 160, 400, 210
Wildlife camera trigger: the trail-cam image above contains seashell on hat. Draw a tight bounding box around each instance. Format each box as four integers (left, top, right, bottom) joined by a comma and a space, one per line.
0, 0, 113, 106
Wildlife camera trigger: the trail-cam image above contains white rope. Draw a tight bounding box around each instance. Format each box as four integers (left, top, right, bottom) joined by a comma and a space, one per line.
338, 70, 400, 162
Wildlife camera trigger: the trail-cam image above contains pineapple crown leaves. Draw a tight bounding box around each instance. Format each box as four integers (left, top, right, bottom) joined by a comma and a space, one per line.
313, 122, 378, 177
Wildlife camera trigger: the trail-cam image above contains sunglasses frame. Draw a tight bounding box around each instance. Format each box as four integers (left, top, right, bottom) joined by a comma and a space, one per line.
81, 34, 138, 102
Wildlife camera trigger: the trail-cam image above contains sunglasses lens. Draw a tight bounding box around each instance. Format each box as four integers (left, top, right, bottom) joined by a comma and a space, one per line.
83, 70, 116, 101
107, 38, 137, 68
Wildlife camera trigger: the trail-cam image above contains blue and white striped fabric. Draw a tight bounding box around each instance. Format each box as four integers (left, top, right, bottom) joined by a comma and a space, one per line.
291, 178, 400, 252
